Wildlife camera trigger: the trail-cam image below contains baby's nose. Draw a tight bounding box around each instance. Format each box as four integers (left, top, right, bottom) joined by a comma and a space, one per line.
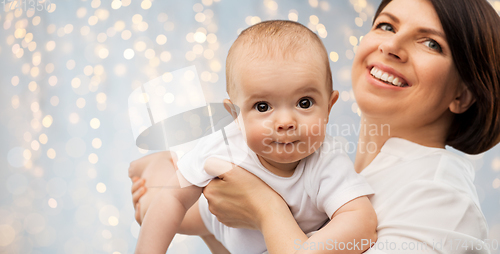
277, 123, 295, 130
276, 116, 296, 131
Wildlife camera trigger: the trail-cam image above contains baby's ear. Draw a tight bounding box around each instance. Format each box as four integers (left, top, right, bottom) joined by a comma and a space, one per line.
449, 83, 475, 114
328, 90, 340, 113
223, 99, 238, 120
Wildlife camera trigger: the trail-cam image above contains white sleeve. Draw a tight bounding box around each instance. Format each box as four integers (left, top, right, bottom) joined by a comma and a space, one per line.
365, 180, 490, 254
306, 138, 375, 218
176, 132, 223, 187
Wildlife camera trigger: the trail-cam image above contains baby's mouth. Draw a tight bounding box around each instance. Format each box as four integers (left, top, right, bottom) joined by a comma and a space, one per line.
273, 141, 297, 145
370, 66, 409, 87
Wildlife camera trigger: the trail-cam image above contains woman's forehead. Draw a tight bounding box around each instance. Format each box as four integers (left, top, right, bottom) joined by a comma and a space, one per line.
378, 0, 445, 34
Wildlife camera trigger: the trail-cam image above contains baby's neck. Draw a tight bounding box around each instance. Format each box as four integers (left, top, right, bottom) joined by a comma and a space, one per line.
257, 155, 300, 177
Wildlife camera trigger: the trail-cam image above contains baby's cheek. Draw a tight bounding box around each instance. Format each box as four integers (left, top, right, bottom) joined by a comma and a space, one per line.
304, 123, 326, 149
301, 119, 326, 137
244, 127, 268, 151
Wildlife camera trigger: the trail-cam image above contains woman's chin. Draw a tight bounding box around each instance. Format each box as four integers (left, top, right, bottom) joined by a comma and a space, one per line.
355, 96, 399, 121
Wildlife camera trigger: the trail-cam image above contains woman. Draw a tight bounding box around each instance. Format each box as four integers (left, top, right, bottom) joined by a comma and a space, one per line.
129, 0, 500, 253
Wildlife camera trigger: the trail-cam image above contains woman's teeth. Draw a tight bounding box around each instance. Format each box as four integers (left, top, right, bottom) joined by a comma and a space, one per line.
370, 67, 407, 87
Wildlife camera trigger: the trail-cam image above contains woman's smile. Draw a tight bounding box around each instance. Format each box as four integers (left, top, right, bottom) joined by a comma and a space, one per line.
369, 66, 409, 87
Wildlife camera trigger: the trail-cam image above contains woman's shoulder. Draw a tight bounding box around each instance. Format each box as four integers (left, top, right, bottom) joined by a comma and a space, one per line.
367, 138, 480, 206
364, 144, 488, 244
370, 150, 487, 240
430, 148, 475, 180
389, 144, 480, 208
379, 137, 476, 186
426, 149, 480, 204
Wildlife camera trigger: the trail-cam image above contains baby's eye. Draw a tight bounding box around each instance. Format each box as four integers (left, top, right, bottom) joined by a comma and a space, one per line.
423, 39, 442, 52
254, 102, 270, 112
377, 23, 395, 33
297, 98, 313, 109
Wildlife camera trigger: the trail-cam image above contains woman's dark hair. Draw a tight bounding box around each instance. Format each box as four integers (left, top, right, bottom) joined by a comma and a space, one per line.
374, 0, 500, 154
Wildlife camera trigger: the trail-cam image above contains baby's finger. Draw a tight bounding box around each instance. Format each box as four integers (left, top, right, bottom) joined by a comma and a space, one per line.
170, 152, 179, 171
135, 203, 142, 225
131, 179, 145, 194
132, 186, 147, 205
204, 157, 235, 177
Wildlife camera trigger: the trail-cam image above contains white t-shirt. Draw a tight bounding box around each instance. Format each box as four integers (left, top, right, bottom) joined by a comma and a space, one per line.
177, 122, 374, 254
361, 138, 490, 254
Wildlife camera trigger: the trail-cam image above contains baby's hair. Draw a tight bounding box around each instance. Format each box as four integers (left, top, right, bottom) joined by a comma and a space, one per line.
225, 20, 333, 97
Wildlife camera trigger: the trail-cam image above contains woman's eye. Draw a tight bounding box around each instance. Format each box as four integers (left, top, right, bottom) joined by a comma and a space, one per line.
297, 98, 313, 109
423, 39, 442, 52
377, 23, 395, 32
255, 102, 270, 112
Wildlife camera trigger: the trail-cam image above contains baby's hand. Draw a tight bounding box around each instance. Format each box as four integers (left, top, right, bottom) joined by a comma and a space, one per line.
204, 157, 235, 176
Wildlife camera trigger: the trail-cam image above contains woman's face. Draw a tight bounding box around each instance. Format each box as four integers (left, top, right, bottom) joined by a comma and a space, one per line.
352, 0, 463, 132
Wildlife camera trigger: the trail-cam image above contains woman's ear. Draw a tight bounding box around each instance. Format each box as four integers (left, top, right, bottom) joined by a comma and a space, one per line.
449, 84, 475, 114
328, 90, 340, 114
223, 99, 238, 120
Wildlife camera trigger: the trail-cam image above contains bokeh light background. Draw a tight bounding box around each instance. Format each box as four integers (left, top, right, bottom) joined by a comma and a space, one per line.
1, 0, 500, 253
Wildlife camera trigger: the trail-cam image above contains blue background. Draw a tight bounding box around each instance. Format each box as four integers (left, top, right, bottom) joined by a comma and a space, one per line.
1, 0, 499, 253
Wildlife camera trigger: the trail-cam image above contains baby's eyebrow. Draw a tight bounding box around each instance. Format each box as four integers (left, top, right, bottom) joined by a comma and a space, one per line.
247, 93, 271, 101
244, 84, 322, 102
296, 86, 322, 95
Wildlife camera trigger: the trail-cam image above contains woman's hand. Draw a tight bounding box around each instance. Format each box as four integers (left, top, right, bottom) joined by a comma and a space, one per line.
203, 158, 288, 231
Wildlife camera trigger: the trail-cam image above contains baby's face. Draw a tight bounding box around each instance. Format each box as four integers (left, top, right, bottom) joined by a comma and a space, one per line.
231, 54, 334, 168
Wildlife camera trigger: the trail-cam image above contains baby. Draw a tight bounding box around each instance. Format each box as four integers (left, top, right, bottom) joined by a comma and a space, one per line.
134, 20, 376, 254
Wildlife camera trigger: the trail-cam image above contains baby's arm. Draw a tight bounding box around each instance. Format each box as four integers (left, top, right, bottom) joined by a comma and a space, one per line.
135, 172, 202, 254
262, 196, 377, 254
307, 196, 377, 253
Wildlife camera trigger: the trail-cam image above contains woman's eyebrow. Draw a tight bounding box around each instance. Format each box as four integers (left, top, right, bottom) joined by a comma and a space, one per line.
378, 12, 399, 23
379, 12, 446, 40
417, 28, 446, 40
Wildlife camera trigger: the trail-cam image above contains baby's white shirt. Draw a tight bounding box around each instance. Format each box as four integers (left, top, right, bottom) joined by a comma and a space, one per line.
177, 122, 374, 254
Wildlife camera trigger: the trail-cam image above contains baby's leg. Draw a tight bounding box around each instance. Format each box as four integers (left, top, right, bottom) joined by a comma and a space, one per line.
130, 152, 179, 221
179, 200, 211, 236
180, 201, 230, 253
130, 153, 229, 253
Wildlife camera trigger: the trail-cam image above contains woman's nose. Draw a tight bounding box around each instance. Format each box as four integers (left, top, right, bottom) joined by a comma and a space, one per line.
378, 35, 408, 62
